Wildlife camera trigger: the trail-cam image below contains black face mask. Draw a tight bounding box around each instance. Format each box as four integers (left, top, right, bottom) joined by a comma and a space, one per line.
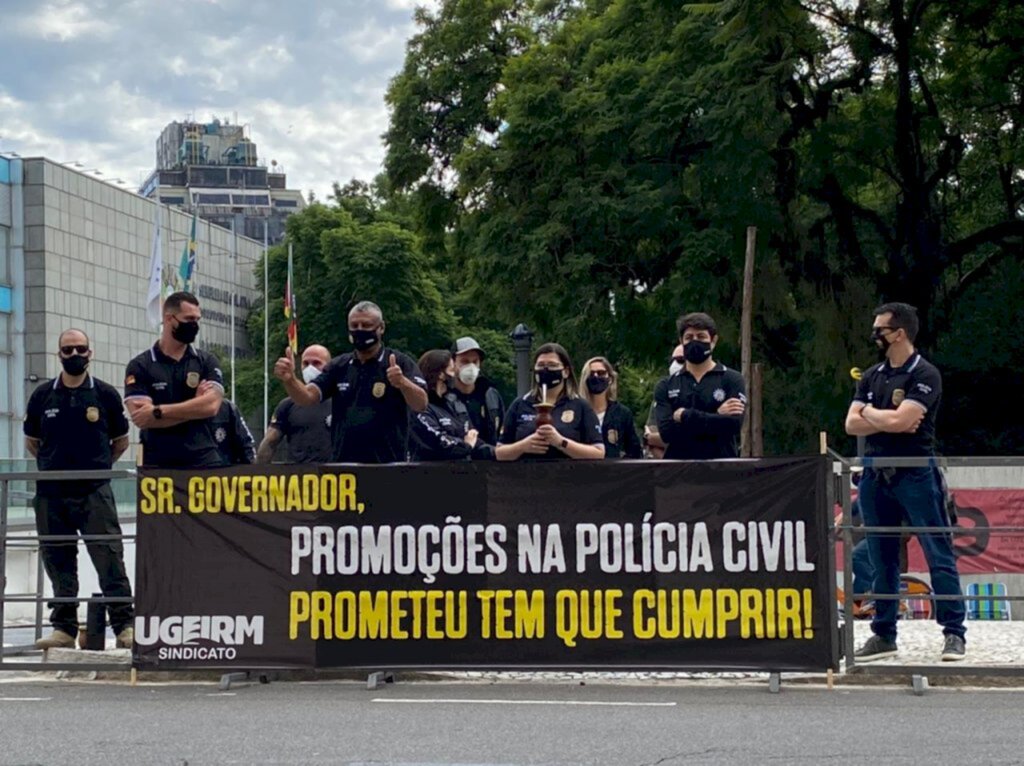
535, 368, 565, 389
586, 375, 610, 394
171, 319, 200, 344
871, 328, 894, 353
350, 328, 379, 351
683, 340, 713, 364
442, 374, 456, 390
61, 355, 89, 376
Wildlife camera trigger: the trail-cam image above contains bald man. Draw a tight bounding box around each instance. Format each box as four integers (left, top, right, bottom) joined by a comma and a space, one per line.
257, 344, 333, 463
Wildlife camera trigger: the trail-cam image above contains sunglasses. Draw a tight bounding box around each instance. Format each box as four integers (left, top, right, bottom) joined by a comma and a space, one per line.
671, 356, 685, 365
60, 345, 90, 355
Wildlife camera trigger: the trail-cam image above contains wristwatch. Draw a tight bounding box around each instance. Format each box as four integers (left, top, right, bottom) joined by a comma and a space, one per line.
560, 438, 568, 449
153, 406, 163, 420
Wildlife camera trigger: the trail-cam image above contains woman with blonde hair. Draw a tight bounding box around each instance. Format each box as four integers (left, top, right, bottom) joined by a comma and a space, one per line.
580, 356, 642, 459
496, 343, 605, 461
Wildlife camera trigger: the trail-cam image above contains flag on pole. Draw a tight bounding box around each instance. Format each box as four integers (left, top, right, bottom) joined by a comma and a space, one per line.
179, 212, 197, 291
284, 244, 298, 354
146, 203, 164, 326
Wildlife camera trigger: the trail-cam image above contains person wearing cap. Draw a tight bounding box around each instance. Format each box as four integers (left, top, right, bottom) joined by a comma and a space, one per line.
644, 343, 685, 458
273, 301, 427, 463
449, 336, 506, 448
24, 328, 134, 650
410, 350, 496, 461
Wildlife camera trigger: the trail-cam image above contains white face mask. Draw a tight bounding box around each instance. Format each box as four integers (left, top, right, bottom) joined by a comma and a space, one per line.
669, 361, 684, 376
458, 363, 480, 385
302, 364, 322, 384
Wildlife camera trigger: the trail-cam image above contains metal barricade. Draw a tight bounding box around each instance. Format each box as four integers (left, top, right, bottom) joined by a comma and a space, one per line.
0, 468, 136, 672
832, 455, 1024, 684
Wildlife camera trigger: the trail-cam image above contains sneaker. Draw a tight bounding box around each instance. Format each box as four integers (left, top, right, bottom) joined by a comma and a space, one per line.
854, 635, 898, 662
115, 626, 134, 649
941, 634, 966, 662
35, 630, 76, 650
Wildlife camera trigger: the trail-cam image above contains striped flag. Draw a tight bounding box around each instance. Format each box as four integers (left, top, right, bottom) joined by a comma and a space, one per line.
179, 212, 197, 291
284, 243, 298, 354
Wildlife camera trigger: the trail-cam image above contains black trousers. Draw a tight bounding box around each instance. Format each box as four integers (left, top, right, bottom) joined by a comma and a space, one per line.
33, 483, 134, 635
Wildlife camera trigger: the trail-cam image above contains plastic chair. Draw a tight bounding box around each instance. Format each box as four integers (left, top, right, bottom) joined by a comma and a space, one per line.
966, 582, 1012, 621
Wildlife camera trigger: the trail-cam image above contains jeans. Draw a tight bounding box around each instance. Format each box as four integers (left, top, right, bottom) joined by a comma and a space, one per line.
851, 539, 874, 597
33, 483, 134, 635
858, 467, 965, 641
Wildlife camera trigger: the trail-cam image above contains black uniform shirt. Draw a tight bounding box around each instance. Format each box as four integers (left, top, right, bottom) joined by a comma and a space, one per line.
598, 400, 643, 459
853, 353, 942, 457
24, 374, 129, 495
499, 393, 603, 460
270, 397, 333, 463
450, 377, 505, 445
124, 342, 225, 468
210, 401, 256, 465
310, 346, 426, 463
410, 395, 495, 462
653, 363, 746, 459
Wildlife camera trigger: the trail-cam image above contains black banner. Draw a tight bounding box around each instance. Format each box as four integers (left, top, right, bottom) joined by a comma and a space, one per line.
134, 458, 837, 671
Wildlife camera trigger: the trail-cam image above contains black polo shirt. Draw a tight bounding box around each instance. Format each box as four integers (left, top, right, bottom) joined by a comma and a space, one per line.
653, 362, 746, 459
269, 396, 333, 463
124, 342, 225, 468
24, 374, 129, 496
450, 377, 505, 446
310, 345, 427, 463
598, 400, 643, 459
499, 393, 603, 460
853, 352, 942, 457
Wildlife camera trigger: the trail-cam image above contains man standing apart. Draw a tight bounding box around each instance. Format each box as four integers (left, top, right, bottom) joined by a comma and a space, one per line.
24, 329, 134, 649
124, 292, 225, 468
257, 344, 333, 463
449, 337, 506, 448
846, 302, 966, 661
654, 312, 746, 459
274, 301, 428, 463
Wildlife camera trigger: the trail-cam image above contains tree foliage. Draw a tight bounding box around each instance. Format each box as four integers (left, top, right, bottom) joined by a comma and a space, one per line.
381, 0, 1024, 454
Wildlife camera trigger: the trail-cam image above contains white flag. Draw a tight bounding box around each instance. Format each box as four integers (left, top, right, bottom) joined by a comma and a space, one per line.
146, 203, 163, 326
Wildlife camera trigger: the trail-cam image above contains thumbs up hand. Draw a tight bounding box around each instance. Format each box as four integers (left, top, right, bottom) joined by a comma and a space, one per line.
274, 346, 296, 382
386, 352, 405, 388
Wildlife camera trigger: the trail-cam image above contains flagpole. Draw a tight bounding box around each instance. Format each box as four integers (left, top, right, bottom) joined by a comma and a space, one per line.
263, 218, 269, 429
230, 217, 237, 404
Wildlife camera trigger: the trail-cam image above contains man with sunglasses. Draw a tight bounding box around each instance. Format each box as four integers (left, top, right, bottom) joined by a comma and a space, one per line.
124, 292, 225, 468
24, 329, 134, 650
274, 301, 428, 463
644, 343, 685, 458
845, 302, 966, 662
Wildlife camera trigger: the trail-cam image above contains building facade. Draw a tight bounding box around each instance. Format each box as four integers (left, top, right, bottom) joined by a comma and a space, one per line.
0, 157, 264, 460
139, 119, 305, 243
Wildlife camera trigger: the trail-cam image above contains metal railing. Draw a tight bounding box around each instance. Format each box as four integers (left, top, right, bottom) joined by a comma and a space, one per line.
832, 453, 1024, 679
0, 468, 137, 672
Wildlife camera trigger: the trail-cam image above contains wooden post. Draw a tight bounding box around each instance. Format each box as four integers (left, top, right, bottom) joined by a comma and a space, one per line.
819, 431, 828, 455
751, 363, 764, 457
740, 226, 757, 457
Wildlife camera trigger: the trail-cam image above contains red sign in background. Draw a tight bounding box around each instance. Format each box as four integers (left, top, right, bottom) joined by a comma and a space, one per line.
907, 490, 1024, 574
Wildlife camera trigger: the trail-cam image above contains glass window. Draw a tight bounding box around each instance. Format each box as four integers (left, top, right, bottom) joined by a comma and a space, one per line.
0, 312, 9, 351
0, 286, 12, 314
0, 227, 8, 281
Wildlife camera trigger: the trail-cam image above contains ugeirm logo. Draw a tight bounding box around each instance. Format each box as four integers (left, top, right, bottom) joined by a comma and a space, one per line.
135, 615, 264, 647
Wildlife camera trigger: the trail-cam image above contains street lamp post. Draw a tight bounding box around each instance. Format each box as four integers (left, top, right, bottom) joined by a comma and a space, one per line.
509, 323, 534, 397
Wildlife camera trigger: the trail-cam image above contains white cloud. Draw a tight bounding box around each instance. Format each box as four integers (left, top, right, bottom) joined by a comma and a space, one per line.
3, 0, 426, 198
13, 1, 116, 42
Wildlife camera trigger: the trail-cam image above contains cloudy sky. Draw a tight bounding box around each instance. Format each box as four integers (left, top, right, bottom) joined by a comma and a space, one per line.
0, 0, 431, 199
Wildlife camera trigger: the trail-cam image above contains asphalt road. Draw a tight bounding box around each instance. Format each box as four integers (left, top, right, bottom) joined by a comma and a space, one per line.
0, 680, 1021, 765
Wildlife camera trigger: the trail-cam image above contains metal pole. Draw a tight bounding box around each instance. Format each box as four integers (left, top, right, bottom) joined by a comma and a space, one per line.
0, 479, 9, 653
230, 218, 237, 404
263, 217, 269, 429
740, 226, 756, 457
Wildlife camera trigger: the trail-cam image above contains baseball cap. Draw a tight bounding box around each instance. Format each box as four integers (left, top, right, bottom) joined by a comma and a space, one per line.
452, 336, 485, 359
